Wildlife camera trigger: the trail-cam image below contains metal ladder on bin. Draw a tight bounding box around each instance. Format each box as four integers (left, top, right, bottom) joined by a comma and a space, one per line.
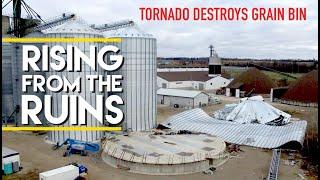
267, 149, 281, 180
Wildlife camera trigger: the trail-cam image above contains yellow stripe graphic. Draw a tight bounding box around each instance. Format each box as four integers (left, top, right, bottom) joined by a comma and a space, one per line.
2, 126, 122, 131
2, 37, 121, 43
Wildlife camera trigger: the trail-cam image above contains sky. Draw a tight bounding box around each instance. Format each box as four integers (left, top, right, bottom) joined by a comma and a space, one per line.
3, 0, 318, 59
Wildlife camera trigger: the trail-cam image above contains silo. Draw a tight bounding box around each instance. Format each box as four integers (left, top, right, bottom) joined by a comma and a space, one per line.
44, 18, 104, 144
208, 45, 222, 77
2, 34, 14, 122
11, 31, 46, 125
103, 23, 157, 131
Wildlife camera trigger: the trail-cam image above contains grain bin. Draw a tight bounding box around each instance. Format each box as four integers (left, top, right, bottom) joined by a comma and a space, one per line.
2, 34, 14, 122
103, 23, 157, 131
10, 31, 46, 125
208, 45, 222, 77
44, 18, 104, 144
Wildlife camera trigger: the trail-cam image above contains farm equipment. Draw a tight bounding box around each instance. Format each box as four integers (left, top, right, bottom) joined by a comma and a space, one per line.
52, 138, 100, 157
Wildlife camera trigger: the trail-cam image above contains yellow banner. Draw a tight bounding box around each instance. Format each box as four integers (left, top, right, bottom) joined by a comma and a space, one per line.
2, 37, 121, 43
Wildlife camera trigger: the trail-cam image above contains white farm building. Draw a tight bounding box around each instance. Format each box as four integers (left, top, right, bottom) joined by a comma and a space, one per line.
157, 88, 209, 108
157, 46, 231, 90
157, 71, 231, 90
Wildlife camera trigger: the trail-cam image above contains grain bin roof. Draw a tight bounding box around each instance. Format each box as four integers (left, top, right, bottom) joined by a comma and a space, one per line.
226, 67, 276, 94
282, 70, 318, 103
103, 131, 226, 165
157, 88, 206, 98
108, 24, 152, 38
44, 18, 101, 35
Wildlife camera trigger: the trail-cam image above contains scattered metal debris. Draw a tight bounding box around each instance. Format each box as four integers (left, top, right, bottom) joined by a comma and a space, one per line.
284, 160, 296, 166
297, 173, 305, 179
203, 167, 216, 175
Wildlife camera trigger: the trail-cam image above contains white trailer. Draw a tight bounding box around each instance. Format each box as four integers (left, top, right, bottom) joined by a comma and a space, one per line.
39, 165, 79, 180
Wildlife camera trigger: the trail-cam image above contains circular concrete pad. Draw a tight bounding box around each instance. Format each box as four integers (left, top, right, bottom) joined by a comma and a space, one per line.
102, 131, 228, 175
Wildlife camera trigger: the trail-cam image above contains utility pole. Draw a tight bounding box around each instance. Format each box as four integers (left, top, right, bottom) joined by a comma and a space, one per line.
13, 0, 22, 37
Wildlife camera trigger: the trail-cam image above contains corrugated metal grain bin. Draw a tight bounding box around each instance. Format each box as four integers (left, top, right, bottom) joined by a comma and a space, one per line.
2, 35, 14, 121
103, 23, 157, 131
11, 31, 46, 125
44, 18, 104, 144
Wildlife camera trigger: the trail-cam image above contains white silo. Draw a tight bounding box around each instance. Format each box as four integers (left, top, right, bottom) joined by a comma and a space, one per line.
103, 22, 157, 131
44, 18, 104, 144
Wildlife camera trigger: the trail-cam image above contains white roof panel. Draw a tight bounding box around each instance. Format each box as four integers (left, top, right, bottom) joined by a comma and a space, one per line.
2, 147, 19, 158
157, 88, 205, 98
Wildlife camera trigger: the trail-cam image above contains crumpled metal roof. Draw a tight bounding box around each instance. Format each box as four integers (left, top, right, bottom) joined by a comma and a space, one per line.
157, 88, 206, 98
161, 108, 307, 149
214, 96, 291, 124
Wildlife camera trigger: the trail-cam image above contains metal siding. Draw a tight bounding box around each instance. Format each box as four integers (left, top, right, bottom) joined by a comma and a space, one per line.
161, 108, 307, 149
2, 42, 14, 118
47, 31, 104, 144
9, 33, 46, 125
108, 35, 157, 131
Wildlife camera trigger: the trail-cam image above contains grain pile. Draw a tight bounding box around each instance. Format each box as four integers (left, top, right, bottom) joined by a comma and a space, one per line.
227, 67, 276, 94
282, 70, 318, 103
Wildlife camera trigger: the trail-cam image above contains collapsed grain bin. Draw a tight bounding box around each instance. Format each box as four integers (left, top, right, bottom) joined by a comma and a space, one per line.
102, 22, 157, 131
225, 67, 276, 97
44, 18, 104, 144
281, 70, 318, 103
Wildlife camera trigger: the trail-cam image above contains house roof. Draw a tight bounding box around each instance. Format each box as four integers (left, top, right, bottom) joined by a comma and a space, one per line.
157, 88, 206, 98
157, 71, 230, 82
227, 82, 243, 89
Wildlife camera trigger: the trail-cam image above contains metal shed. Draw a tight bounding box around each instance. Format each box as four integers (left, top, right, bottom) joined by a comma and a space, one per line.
2, 147, 20, 174
157, 88, 209, 108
